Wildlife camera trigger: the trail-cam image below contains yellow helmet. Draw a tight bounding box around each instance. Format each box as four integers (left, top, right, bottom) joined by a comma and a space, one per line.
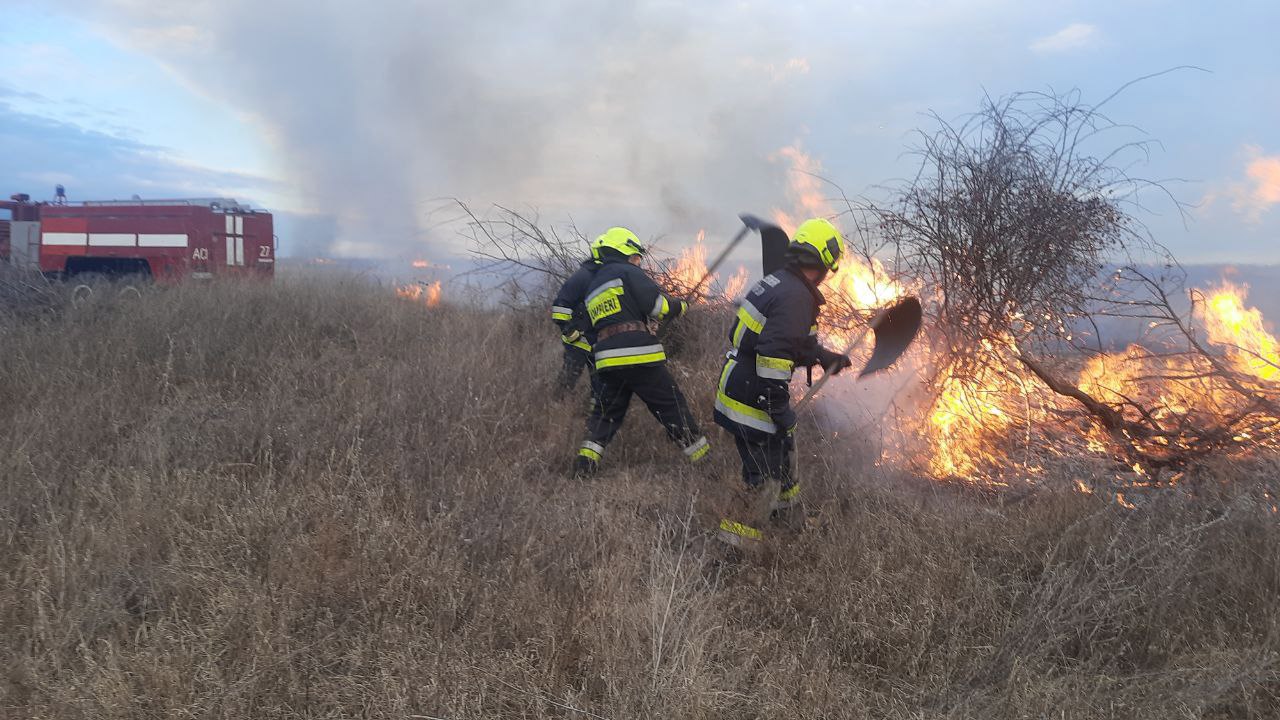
592, 226, 646, 260
789, 218, 845, 273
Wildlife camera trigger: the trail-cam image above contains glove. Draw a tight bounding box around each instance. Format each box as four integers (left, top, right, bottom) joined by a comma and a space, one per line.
562, 329, 583, 343
816, 347, 853, 376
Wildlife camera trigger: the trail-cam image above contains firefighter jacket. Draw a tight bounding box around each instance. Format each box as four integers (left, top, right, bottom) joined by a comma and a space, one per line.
551, 259, 600, 353
714, 265, 827, 439
584, 258, 687, 370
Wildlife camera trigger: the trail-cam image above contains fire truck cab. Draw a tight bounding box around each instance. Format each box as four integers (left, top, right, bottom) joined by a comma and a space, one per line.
0, 192, 275, 281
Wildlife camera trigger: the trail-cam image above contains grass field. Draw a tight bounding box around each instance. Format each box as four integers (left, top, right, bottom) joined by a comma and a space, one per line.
2, 278, 1278, 718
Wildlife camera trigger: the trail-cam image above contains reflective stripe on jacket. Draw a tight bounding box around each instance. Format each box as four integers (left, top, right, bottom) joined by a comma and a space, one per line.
714, 266, 824, 438
552, 259, 601, 350
585, 258, 686, 370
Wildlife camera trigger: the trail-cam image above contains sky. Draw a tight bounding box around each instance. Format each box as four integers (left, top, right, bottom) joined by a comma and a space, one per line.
0, 0, 1277, 265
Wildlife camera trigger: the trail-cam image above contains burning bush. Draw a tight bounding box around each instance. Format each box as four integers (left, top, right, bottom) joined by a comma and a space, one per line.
843, 85, 1280, 488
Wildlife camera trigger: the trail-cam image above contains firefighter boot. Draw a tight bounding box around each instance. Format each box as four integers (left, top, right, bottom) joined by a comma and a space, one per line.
717, 479, 782, 549
770, 482, 804, 532
573, 441, 604, 477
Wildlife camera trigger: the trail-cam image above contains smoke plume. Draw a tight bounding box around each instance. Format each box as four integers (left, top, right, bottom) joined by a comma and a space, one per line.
72, 0, 822, 257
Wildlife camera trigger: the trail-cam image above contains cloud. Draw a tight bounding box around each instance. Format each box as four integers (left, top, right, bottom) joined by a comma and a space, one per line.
0, 100, 278, 205
1230, 146, 1280, 222
1030, 23, 1098, 54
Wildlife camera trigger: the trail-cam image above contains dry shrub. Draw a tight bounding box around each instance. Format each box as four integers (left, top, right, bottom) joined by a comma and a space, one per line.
0, 279, 1277, 718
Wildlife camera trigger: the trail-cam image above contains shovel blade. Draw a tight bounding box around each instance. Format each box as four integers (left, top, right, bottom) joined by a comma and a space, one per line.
859, 296, 922, 377
759, 223, 790, 277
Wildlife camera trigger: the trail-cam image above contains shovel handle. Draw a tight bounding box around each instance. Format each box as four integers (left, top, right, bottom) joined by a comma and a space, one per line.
684, 219, 755, 302
795, 305, 891, 412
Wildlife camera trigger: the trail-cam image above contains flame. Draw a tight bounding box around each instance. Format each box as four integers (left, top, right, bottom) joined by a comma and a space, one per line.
912, 281, 1280, 488
925, 345, 1020, 478
1202, 282, 1280, 383
763, 143, 1279, 492
671, 230, 710, 293
397, 281, 442, 308
669, 229, 751, 303
769, 142, 906, 322
770, 143, 829, 235
721, 266, 750, 302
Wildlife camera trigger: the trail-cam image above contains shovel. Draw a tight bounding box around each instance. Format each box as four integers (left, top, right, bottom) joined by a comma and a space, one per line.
658, 213, 766, 341
683, 213, 767, 301
796, 295, 922, 412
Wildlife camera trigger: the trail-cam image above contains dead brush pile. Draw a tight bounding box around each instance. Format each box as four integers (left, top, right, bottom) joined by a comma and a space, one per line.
1, 279, 1278, 719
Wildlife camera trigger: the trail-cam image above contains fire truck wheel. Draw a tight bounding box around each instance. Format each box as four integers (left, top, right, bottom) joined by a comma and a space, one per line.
117, 285, 143, 301
70, 283, 94, 307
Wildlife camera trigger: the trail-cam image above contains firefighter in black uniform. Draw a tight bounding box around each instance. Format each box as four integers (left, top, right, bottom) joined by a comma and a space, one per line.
573, 227, 710, 475
551, 255, 601, 397
713, 217, 853, 544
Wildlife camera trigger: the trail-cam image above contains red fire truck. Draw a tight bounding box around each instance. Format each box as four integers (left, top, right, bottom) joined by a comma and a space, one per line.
0, 192, 275, 281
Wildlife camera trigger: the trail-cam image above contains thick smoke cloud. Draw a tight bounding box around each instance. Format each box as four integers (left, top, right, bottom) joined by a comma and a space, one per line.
70, 0, 827, 258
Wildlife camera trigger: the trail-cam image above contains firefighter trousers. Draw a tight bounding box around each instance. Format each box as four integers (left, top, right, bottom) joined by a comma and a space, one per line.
732, 431, 794, 491
575, 363, 708, 472
555, 344, 594, 397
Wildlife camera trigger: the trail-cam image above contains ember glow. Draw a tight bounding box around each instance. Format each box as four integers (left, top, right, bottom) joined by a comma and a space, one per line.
411, 259, 430, 269
397, 281, 442, 308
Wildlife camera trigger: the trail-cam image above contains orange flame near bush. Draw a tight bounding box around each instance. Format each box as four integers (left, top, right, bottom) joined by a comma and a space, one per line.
397, 281, 442, 308
770, 143, 905, 320
670, 229, 751, 303
927, 283, 1280, 485
1203, 282, 1280, 383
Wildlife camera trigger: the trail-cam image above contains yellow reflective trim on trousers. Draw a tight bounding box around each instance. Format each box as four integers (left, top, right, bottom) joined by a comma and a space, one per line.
718, 518, 763, 540
778, 483, 801, 501
578, 446, 602, 461
684, 436, 710, 461
595, 350, 666, 369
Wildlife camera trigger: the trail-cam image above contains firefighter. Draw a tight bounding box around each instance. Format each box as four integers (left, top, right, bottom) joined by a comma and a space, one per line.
551, 254, 601, 397
573, 227, 710, 475
712, 217, 853, 545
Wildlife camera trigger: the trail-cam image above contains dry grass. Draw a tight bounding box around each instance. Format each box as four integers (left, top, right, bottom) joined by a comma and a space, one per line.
1, 278, 1278, 719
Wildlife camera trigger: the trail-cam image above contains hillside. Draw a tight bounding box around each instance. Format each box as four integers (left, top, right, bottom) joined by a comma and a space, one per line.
1, 279, 1277, 719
